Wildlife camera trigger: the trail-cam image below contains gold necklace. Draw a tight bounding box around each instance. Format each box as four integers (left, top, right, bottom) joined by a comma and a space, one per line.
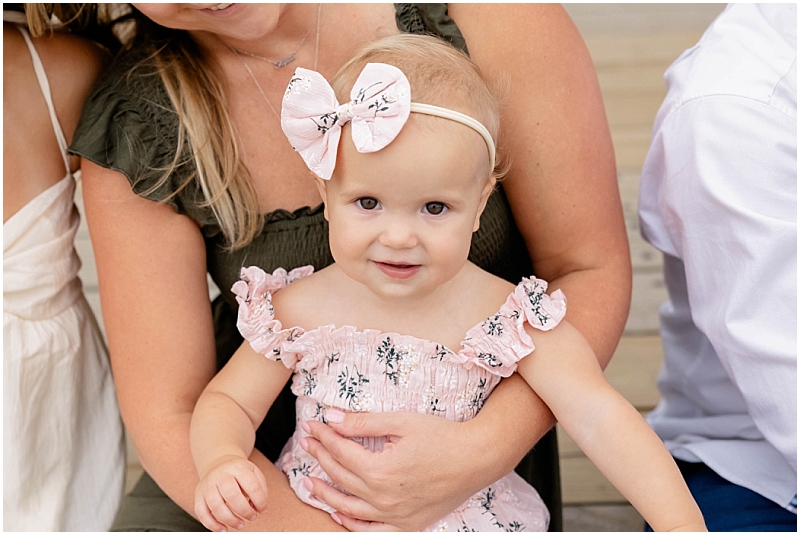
229, 4, 322, 120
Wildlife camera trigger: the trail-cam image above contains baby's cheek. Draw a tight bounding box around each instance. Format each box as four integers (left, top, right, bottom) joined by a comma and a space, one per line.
328, 219, 363, 262
434, 230, 473, 273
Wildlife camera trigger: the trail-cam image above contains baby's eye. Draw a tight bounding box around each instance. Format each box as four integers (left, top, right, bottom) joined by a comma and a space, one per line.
357, 197, 380, 210
424, 202, 447, 215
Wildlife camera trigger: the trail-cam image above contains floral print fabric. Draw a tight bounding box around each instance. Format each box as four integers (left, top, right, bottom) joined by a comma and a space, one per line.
233, 266, 567, 532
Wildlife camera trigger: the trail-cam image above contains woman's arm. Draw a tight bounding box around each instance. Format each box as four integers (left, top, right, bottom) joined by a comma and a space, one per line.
451, 3, 632, 365
81, 160, 343, 531
303, 5, 630, 530
518, 322, 705, 531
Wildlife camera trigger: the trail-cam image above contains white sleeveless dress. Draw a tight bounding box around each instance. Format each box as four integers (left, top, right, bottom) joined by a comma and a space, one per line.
3, 24, 125, 531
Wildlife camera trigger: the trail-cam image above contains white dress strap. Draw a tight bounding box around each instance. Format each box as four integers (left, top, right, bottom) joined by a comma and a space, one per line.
16, 25, 71, 175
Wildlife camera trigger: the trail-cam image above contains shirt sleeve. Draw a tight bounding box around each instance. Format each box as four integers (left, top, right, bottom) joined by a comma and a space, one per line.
648, 94, 797, 474
68, 49, 219, 229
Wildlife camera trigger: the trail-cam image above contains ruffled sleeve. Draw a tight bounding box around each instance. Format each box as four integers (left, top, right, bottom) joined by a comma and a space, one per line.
231, 265, 314, 369
459, 277, 567, 377
68, 46, 220, 232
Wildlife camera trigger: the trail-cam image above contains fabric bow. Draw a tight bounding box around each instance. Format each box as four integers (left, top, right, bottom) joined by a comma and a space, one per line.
281, 63, 412, 179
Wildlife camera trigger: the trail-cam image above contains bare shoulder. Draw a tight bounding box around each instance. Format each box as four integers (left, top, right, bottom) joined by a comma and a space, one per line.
31, 30, 110, 142
447, 4, 588, 75
462, 263, 517, 318
30, 30, 109, 86
481, 268, 517, 301
270, 265, 341, 330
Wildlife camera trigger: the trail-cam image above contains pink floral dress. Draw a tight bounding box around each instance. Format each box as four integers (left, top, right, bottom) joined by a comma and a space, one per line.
232, 266, 567, 532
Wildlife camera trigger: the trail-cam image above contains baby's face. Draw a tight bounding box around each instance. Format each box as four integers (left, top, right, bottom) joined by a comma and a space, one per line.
318, 116, 493, 302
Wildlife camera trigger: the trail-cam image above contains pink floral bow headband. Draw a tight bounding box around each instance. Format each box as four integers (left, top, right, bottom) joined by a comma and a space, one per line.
280, 63, 496, 180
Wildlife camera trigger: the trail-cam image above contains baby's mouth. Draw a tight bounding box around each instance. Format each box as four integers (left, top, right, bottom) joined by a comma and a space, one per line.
374, 261, 421, 280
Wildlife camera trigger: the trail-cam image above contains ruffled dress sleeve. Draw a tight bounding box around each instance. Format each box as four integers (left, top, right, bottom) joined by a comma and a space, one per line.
459, 277, 567, 377
231, 265, 314, 369
68, 46, 220, 232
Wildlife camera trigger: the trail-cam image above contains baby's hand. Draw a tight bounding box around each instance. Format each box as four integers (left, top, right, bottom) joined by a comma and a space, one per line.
194, 455, 268, 532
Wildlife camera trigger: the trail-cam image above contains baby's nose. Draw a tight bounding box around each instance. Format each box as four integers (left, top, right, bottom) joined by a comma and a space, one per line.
379, 218, 418, 249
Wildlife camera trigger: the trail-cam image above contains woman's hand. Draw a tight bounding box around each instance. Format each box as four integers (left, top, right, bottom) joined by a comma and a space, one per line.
195, 455, 268, 532
302, 374, 548, 532
302, 410, 479, 531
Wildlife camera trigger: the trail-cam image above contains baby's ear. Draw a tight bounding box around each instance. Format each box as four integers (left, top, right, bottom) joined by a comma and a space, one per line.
313, 175, 330, 220
473, 177, 496, 232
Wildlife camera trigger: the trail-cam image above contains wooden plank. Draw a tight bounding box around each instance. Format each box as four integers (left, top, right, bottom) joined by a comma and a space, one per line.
603, 92, 664, 129
596, 63, 668, 94
583, 33, 704, 67
605, 336, 663, 410
611, 129, 654, 169
616, 167, 667, 276
563, 503, 644, 532
625, 271, 668, 334
564, 4, 725, 40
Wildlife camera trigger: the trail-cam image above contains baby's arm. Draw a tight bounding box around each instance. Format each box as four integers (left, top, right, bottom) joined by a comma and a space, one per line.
190, 341, 293, 531
517, 322, 706, 532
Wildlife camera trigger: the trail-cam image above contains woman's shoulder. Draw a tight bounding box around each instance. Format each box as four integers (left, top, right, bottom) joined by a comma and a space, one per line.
93, 43, 162, 93
71, 45, 167, 154
447, 4, 577, 44
69, 42, 194, 213
446, 4, 593, 90
71, 42, 173, 144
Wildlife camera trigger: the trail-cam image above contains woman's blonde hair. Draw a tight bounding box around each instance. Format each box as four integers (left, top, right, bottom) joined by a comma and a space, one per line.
148, 35, 262, 250
123, 19, 262, 251
331, 34, 507, 183
23, 3, 127, 53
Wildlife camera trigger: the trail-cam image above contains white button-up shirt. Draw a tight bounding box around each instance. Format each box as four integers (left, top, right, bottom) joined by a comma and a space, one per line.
638, 3, 797, 513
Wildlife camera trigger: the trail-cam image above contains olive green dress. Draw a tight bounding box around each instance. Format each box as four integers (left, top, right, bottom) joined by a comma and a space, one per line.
70, 4, 561, 531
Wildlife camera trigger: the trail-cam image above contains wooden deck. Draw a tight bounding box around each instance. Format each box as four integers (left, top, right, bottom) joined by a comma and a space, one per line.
559, 4, 725, 530
72, 4, 727, 531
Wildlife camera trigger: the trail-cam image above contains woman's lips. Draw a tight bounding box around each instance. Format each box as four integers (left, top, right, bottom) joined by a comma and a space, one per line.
203, 3, 242, 15
374, 262, 421, 280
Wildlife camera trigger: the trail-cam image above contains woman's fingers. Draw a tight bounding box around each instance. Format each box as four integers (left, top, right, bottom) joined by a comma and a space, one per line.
303, 423, 373, 487
305, 410, 473, 530
324, 409, 405, 438
333, 512, 405, 532
305, 476, 380, 521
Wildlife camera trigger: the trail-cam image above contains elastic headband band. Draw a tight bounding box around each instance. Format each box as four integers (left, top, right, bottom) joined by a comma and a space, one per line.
410, 103, 496, 173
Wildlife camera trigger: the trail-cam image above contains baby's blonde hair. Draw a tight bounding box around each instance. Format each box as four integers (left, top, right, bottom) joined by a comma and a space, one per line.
330, 34, 506, 182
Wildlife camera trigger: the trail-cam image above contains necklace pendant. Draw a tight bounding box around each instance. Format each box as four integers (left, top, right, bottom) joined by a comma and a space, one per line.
273, 52, 297, 69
